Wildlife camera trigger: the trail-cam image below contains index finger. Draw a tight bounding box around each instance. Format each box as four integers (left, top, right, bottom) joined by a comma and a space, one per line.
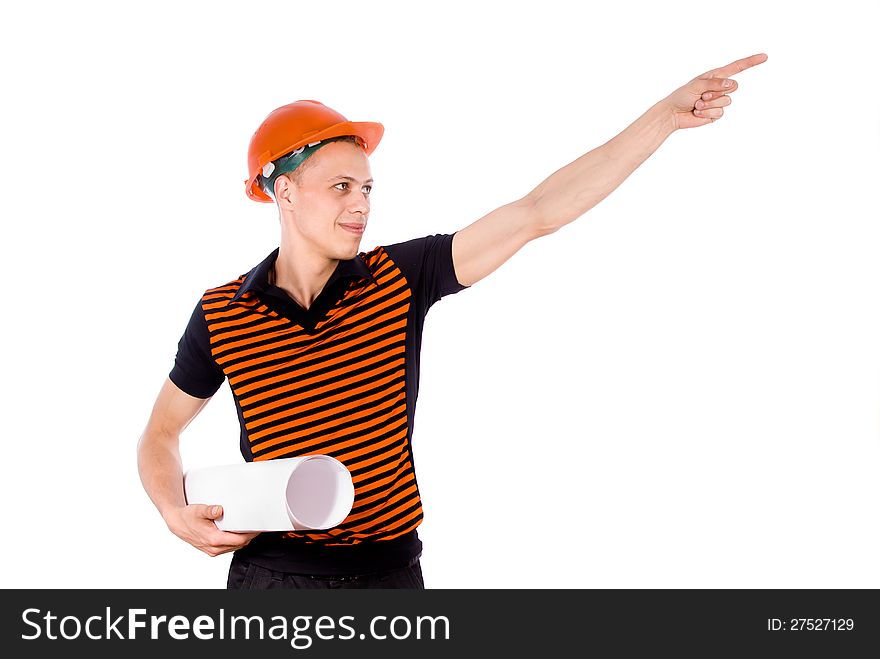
699, 53, 768, 80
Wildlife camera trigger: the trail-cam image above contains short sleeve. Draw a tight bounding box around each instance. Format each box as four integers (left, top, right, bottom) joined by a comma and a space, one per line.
168, 298, 226, 399
383, 232, 469, 313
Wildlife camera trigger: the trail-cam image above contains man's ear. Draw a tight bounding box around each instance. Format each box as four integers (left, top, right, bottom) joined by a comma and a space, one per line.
275, 174, 294, 208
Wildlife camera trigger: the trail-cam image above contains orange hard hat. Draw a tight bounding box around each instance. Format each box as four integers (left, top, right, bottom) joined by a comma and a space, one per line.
244, 100, 384, 203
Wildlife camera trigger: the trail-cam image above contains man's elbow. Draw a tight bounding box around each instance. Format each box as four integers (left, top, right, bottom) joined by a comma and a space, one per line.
137, 426, 180, 471
522, 192, 562, 238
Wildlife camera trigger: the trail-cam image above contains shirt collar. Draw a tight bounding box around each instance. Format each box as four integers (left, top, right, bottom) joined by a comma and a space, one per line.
228, 247, 377, 305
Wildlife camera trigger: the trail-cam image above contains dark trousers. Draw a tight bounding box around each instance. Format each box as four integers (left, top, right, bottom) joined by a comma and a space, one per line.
227, 553, 426, 589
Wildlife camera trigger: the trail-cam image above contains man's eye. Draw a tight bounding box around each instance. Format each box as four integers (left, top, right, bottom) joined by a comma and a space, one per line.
335, 182, 372, 194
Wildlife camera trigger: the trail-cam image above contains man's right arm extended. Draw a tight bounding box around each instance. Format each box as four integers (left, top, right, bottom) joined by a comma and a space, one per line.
137, 376, 259, 556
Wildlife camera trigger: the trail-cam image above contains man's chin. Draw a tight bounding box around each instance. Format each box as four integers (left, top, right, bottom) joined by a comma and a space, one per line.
333, 243, 361, 260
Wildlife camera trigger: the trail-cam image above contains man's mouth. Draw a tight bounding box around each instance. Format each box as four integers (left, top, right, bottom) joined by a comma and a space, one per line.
340, 224, 365, 235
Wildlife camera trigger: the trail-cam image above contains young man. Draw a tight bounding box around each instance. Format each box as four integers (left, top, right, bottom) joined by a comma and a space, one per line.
137, 54, 767, 589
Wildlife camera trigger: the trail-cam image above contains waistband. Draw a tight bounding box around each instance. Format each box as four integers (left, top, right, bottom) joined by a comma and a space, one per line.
232, 529, 422, 576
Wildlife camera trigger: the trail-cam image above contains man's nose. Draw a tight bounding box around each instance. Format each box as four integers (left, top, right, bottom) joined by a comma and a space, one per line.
348, 193, 369, 214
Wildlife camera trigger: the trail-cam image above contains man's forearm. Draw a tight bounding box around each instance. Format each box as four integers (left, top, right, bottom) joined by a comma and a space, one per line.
529, 100, 676, 232
137, 431, 187, 523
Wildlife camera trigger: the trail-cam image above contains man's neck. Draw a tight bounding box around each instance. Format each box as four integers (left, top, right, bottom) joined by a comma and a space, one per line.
272, 242, 338, 311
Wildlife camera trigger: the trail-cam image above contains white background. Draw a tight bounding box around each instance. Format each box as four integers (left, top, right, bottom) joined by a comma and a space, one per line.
1, 0, 878, 589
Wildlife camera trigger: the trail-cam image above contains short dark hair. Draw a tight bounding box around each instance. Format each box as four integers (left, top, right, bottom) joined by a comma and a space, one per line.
269, 135, 364, 198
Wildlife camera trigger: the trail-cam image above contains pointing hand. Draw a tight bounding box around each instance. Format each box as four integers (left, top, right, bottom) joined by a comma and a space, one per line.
663, 53, 768, 130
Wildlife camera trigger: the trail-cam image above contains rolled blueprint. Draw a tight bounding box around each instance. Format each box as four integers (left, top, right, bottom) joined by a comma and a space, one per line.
183, 455, 354, 532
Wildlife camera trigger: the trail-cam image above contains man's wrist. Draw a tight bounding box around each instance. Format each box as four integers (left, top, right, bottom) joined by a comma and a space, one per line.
650, 98, 679, 137
161, 504, 184, 530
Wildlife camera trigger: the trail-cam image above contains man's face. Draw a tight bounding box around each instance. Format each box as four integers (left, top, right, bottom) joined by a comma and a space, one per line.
279, 140, 373, 260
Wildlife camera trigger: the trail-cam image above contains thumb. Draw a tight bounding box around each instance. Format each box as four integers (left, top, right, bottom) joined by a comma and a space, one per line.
200, 504, 222, 519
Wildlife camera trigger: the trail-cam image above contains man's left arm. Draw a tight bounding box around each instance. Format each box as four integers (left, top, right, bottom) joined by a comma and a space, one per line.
452, 53, 768, 288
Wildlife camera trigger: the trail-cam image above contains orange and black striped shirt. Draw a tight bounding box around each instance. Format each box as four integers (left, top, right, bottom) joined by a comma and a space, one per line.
169, 233, 469, 575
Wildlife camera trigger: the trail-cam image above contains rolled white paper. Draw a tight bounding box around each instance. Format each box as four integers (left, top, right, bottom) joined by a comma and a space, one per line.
183, 455, 355, 532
